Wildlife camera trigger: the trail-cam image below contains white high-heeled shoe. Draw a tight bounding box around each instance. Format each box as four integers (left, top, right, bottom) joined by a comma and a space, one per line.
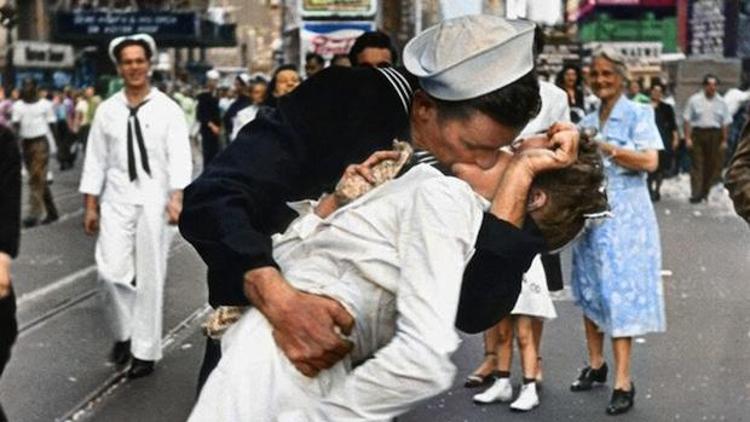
473, 377, 513, 404
509, 382, 539, 411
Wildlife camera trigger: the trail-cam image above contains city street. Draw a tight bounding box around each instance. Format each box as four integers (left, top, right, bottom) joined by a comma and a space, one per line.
1, 161, 749, 422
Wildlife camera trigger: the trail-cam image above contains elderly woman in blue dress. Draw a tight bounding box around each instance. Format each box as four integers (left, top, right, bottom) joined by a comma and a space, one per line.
570, 47, 666, 416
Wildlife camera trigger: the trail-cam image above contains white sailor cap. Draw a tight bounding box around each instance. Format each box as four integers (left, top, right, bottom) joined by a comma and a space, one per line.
108, 33, 157, 64
236, 72, 252, 86
206, 69, 221, 80
403, 15, 535, 101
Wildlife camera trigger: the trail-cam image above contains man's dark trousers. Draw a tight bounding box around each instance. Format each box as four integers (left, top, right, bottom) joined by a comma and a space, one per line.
0, 287, 18, 421
201, 128, 220, 168
691, 127, 724, 199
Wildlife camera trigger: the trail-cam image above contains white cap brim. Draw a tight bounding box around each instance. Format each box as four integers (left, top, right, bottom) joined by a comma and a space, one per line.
109, 33, 157, 64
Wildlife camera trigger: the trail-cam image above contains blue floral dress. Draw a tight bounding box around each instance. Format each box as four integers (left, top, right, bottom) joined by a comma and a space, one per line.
572, 95, 667, 337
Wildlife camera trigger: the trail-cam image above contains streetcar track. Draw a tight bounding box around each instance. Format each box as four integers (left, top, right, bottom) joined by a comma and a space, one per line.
16, 241, 192, 339
18, 288, 100, 336
17, 242, 188, 307
57, 305, 212, 422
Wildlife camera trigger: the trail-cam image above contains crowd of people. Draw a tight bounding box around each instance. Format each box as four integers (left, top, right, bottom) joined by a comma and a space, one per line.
1, 13, 750, 422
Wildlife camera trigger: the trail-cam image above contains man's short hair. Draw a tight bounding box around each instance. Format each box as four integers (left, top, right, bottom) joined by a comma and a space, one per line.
703, 74, 719, 85
650, 79, 666, 91
431, 69, 542, 131
532, 139, 608, 251
306, 52, 324, 66
348, 31, 398, 66
113, 39, 153, 63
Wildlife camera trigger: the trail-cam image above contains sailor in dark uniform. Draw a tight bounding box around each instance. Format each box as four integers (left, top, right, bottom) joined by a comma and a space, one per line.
179, 15, 581, 388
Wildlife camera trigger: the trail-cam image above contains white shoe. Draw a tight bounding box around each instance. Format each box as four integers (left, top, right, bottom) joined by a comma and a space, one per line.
473, 377, 513, 404
510, 382, 539, 411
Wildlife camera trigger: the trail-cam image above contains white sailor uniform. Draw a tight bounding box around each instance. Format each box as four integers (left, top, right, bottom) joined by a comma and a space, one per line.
79, 88, 192, 361
189, 165, 486, 421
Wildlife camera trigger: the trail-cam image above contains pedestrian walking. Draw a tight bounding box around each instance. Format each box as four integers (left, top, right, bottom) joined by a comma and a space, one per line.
0, 123, 20, 422
81, 86, 101, 153
555, 63, 585, 122
647, 81, 679, 201
196, 70, 222, 169
683, 74, 732, 203
11, 78, 59, 228
79, 33, 192, 379
52, 90, 75, 170
570, 46, 666, 416
222, 73, 252, 142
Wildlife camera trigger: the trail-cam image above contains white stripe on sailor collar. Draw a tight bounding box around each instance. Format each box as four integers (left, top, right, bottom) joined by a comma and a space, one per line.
376, 67, 410, 116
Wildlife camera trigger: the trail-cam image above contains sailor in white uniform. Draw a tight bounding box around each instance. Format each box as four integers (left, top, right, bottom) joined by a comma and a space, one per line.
79, 34, 193, 378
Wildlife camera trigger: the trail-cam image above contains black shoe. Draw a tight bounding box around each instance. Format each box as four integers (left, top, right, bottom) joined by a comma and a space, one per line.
570, 362, 608, 391
464, 370, 500, 388
127, 358, 155, 379
22, 218, 39, 228
606, 383, 635, 415
110, 340, 131, 365
689, 196, 702, 204
41, 214, 59, 225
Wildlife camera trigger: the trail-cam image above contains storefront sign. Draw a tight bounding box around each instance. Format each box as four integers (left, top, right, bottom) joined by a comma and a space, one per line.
13, 41, 74, 69
300, 0, 377, 18
584, 41, 663, 63
53, 11, 198, 43
301, 21, 375, 59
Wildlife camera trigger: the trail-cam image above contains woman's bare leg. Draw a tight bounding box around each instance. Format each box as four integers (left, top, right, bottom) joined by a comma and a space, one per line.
531, 318, 544, 381
583, 315, 605, 369
612, 337, 633, 390
468, 328, 499, 378
495, 317, 514, 373
515, 316, 538, 380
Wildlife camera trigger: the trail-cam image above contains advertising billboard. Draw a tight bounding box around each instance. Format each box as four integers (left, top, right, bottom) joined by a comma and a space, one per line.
299, 0, 377, 18
300, 21, 375, 60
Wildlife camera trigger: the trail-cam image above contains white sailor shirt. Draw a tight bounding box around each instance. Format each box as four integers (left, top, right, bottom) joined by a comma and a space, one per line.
79, 88, 193, 205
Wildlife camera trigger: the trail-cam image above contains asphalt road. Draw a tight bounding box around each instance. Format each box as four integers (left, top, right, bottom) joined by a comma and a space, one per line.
1, 161, 748, 422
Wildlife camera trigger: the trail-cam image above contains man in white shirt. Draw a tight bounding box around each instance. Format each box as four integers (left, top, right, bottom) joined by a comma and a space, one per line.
12, 78, 59, 227
683, 74, 733, 202
79, 34, 192, 379
723, 85, 750, 118
189, 138, 606, 421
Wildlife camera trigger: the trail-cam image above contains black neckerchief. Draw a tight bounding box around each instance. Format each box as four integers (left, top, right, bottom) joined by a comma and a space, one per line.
396, 149, 451, 177
126, 99, 151, 182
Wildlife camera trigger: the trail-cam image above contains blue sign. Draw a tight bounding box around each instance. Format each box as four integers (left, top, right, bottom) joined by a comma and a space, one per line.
53, 12, 199, 44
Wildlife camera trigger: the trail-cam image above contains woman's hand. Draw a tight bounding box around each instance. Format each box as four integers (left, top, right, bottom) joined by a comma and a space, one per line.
516, 126, 580, 177
333, 150, 403, 205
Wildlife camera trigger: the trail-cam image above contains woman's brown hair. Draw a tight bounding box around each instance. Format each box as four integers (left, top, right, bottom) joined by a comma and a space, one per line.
532, 138, 608, 251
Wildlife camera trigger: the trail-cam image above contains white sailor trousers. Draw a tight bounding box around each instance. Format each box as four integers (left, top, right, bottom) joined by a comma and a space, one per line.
96, 200, 173, 361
